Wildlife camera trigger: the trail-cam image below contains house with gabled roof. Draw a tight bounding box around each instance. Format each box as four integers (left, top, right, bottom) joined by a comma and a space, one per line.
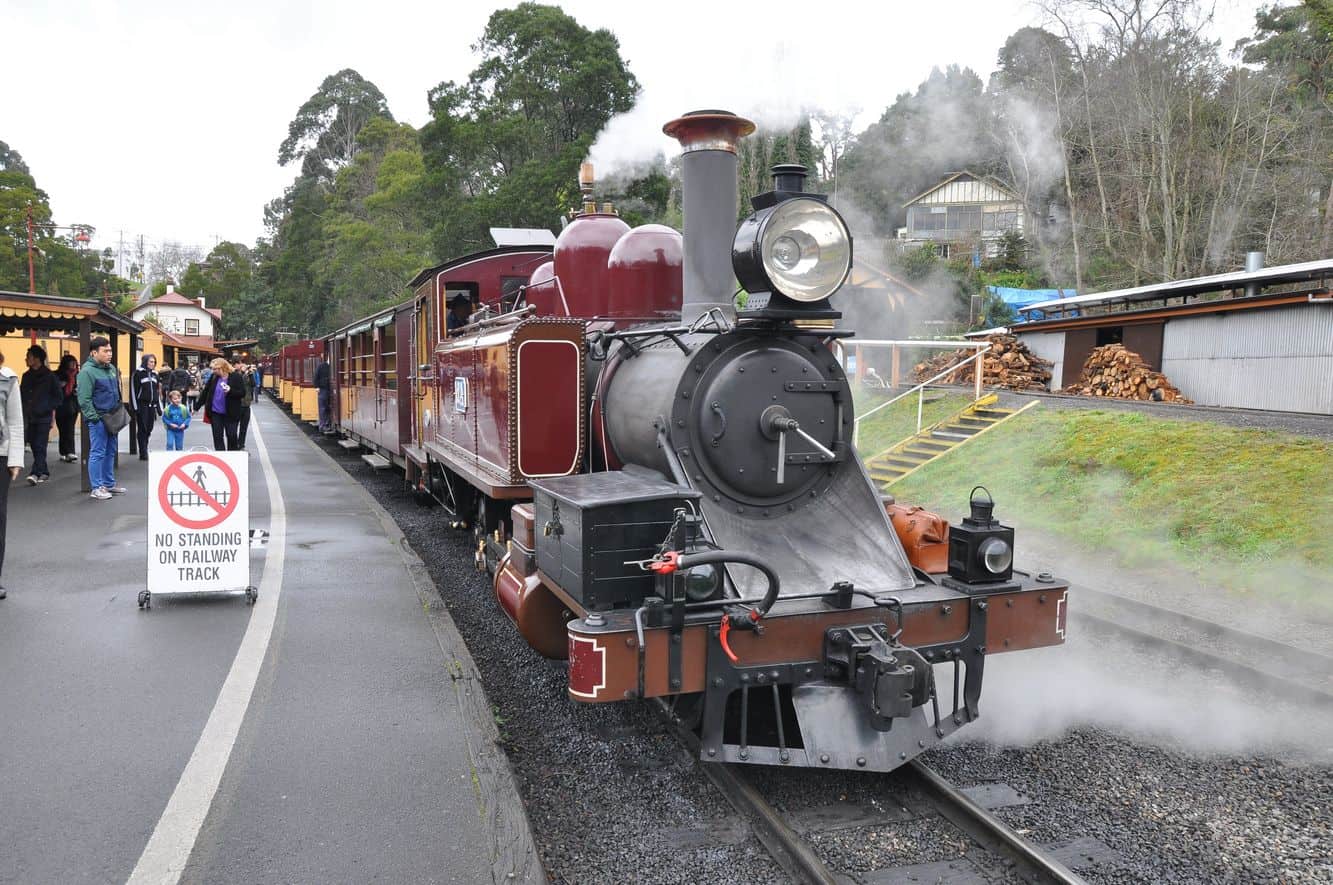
128, 284, 222, 342
896, 170, 1025, 260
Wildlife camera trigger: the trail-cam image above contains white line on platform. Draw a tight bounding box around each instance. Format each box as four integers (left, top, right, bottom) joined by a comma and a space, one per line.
127, 408, 287, 885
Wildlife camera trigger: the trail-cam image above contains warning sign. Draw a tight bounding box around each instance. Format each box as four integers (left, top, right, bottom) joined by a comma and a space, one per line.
148, 451, 249, 595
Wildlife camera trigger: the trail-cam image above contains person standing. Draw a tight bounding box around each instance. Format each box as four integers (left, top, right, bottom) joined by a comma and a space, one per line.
54, 353, 80, 463
131, 354, 162, 460
0, 351, 25, 597
235, 363, 255, 450
162, 389, 190, 451
76, 337, 126, 500
20, 345, 63, 484
195, 357, 245, 451
314, 356, 332, 432
186, 364, 201, 411
168, 362, 190, 402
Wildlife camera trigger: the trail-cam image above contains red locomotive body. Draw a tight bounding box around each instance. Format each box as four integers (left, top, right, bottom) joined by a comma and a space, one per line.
294, 110, 1067, 775
429, 318, 585, 498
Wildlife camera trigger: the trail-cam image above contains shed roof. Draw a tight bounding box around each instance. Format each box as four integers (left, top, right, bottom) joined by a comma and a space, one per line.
0, 290, 143, 335
1020, 258, 1333, 317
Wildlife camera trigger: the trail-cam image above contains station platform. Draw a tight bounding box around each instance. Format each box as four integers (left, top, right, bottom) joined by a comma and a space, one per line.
0, 399, 540, 883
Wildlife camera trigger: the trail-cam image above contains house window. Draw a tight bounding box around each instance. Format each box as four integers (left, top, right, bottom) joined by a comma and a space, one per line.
185, 319, 200, 336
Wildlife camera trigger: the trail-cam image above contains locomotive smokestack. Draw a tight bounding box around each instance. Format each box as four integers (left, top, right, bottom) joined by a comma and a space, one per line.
664, 110, 756, 323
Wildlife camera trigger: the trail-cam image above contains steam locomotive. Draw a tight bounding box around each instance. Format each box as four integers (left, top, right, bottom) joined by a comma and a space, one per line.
274, 110, 1068, 772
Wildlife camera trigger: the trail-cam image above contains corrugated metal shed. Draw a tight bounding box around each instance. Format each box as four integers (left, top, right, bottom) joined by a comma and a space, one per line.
1160, 304, 1333, 413
1016, 331, 1067, 389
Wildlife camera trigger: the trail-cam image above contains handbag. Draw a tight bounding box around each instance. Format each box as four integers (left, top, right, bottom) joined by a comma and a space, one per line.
102, 404, 130, 435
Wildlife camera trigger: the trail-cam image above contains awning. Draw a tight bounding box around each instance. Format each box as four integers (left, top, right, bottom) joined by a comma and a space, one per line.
0, 290, 143, 336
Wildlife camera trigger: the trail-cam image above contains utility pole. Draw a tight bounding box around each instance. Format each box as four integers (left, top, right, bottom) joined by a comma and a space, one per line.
26, 203, 36, 294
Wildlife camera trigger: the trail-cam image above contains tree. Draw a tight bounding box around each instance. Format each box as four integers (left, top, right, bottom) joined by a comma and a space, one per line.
179, 241, 256, 313
147, 241, 203, 285
0, 143, 111, 296
420, 3, 639, 256
738, 118, 820, 213
0, 141, 29, 175
838, 66, 997, 236
278, 69, 393, 182
318, 118, 433, 324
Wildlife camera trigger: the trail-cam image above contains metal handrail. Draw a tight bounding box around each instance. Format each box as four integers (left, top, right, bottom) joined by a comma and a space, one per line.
852, 349, 987, 446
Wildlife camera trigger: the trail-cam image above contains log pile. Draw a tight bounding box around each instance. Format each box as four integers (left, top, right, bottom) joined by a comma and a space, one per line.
912, 334, 1054, 391
1062, 344, 1192, 403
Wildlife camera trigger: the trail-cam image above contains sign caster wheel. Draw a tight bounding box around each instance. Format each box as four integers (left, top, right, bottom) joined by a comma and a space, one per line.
138, 590, 151, 610
244, 587, 258, 605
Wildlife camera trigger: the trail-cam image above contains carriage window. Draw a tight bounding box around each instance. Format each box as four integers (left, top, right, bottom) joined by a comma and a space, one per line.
381, 325, 398, 390
501, 276, 525, 311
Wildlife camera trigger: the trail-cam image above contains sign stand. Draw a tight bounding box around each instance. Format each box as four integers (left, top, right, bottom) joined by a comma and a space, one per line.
142, 448, 256, 609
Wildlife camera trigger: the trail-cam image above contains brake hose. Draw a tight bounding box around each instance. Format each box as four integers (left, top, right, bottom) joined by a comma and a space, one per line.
650, 549, 781, 619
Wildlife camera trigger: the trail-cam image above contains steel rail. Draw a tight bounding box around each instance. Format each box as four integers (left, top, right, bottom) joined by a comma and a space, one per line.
906, 760, 1089, 885
654, 700, 838, 885
1072, 610, 1333, 705
658, 699, 1090, 885
1074, 585, 1333, 683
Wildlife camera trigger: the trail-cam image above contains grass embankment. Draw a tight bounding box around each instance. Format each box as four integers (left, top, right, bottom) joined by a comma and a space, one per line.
857, 400, 1333, 612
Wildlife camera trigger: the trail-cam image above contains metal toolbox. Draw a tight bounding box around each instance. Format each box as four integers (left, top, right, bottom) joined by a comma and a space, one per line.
529, 472, 701, 611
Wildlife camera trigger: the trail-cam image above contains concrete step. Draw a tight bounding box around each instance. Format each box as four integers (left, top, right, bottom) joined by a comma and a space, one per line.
361, 453, 392, 469
337, 438, 360, 450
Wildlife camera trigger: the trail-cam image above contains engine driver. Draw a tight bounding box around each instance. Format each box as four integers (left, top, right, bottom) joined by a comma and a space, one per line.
446, 293, 473, 335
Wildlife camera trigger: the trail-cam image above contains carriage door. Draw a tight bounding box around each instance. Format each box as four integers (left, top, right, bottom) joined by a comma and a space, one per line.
416, 293, 434, 445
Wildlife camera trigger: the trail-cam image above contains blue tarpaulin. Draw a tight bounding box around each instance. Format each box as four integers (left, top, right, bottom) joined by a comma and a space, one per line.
988, 286, 1077, 321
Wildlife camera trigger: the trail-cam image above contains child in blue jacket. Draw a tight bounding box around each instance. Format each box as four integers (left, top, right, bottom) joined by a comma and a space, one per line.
162, 388, 190, 450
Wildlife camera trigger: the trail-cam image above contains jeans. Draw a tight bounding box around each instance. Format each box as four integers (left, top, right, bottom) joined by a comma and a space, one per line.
26, 417, 51, 478
165, 428, 185, 450
317, 388, 332, 430
87, 419, 116, 490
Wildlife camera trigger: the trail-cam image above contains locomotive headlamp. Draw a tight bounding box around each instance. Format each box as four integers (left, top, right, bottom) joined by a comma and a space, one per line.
947, 486, 1016, 584
733, 196, 852, 304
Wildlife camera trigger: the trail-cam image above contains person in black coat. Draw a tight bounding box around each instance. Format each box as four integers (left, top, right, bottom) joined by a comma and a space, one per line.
20, 345, 64, 483
54, 353, 80, 463
194, 357, 246, 451
131, 354, 163, 460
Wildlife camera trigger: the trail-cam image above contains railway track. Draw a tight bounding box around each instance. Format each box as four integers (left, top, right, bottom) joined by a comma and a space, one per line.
658, 701, 1087, 885
1071, 585, 1333, 704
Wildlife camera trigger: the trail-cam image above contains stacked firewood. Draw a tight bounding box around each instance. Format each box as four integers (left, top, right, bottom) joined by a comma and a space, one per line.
1063, 344, 1192, 402
912, 334, 1054, 391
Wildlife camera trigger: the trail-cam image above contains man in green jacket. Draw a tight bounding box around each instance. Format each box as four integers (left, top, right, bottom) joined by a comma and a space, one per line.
76, 337, 125, 501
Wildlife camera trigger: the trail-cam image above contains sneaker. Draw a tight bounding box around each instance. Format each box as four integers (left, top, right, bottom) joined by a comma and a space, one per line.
107, 486, 128, 495
35, 475, 48, 483
63, 454, 78, 463
25, 475, 37, 486
90, 488, 112, 500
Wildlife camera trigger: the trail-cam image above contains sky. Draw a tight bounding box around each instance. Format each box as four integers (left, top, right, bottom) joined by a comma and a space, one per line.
4, 0, 1269, 272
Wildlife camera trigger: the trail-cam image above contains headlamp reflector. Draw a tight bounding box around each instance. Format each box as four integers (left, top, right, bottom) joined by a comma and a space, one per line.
734, 197, 852, 304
